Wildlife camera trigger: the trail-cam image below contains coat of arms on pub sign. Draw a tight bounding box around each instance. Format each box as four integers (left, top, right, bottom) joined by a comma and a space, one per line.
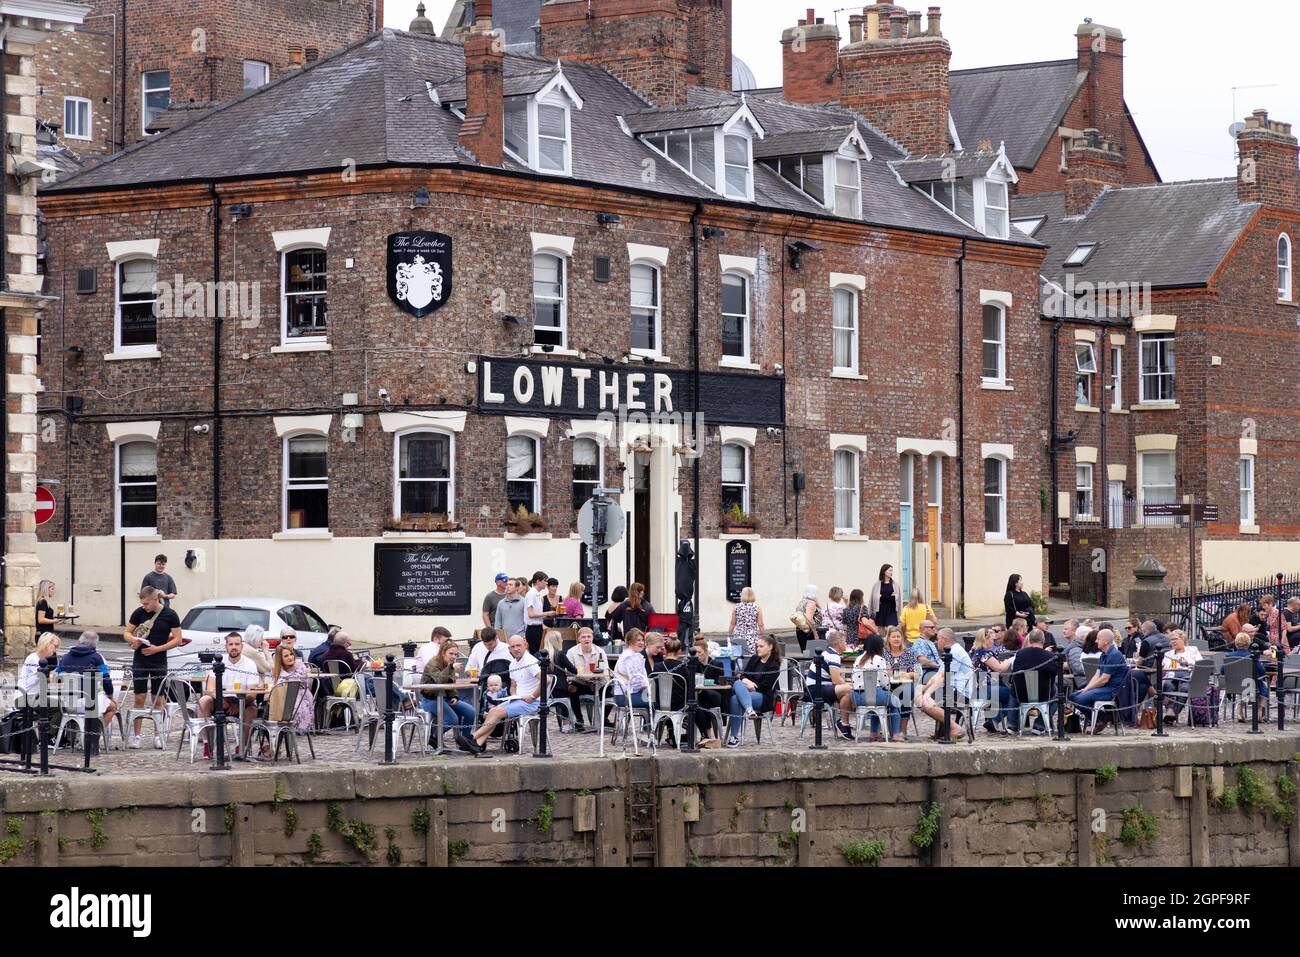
387, 230, 453, 317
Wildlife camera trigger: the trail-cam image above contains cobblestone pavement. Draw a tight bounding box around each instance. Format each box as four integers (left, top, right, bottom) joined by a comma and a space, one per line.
21, 709, 1299, 778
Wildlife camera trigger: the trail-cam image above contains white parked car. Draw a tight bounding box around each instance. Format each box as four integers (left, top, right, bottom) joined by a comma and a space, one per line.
174, 597, 333, 668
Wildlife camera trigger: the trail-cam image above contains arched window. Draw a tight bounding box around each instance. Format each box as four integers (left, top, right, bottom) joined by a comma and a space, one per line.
507, 434, 541, 513
395, 429, 454, 521
283, 434, 329, 531
281, 244, 327, 343
533, 251, 566, 348
721, 442, 749, 515
1279, 234, 1292, 301
116, 257, 158, 351
721, 271, 750, 361
833, 448, 859, 534
832, 286, 858, 374
116, 440, 157, 534
630, 262, 661, 357
983, 457, 1007, 539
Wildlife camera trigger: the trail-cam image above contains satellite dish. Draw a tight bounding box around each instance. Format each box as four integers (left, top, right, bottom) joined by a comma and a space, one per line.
1229, 121, 1246, 138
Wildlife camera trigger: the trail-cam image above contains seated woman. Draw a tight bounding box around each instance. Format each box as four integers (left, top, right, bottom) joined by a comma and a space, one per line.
419, 640, 476, 732
1225, 633, 1269, 721
1160, 629, 1202, 721
724, 634, 781, 747
880, 628, 917, 737
686, 637, 728, 745
542, 628, 583, 731
806, 631, 854, 740
847, 633, 902, 742
612, 629, 650, 710
270, 643, 315, 732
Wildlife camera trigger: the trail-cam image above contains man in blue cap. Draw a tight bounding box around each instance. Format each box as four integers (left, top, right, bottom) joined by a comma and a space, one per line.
483, 572, 510, 629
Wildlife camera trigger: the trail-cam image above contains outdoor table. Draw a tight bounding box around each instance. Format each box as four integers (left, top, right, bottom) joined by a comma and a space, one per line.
221, 685, 271, 759
403, 681, 478, 755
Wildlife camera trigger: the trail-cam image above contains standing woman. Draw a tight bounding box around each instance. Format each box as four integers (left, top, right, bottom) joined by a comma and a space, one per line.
1004, 574, 1036, 631
729, 587, 764, 655
868, 564, 900, 630
823, 587, 847, 640
601, 585, 629, 647
841, 589, 867, 645
35, 580, 59, 636
792, 585, 822, 652
611, 584, 654, 639
899, 590, 936, 643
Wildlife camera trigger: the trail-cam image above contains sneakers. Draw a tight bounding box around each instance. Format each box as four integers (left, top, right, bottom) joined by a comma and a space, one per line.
835, 721, 855, 740
725, 735, 740, 748
153, 735, 163, 749
455, 731, 485, 755
130, 734, 141, 749
743, 708, 757, 719
983, 719, 999, 736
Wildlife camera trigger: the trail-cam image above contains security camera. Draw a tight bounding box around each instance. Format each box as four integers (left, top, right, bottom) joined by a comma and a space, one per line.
773, 363, 784, 375
192, 424, 209, 434
766, 427, 782, 436
377, 388, 390, 401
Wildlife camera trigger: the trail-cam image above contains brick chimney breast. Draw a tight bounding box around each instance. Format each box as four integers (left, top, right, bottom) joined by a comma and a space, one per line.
684, 0, 733, 93
1235, 108, 1300, 208
839, 4, 950, 155
1063, 130, 1125, 216
781, 9, 841, 105
1076, 22, 1126, 156
460, 26, 505, 167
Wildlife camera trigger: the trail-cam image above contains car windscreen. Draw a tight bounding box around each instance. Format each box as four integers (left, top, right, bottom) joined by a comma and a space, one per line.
180, 607, 270, 632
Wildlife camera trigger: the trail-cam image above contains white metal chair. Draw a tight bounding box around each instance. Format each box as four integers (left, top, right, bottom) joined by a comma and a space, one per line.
1015, 668, 1055, 737
248, 681, 315, 762
322, 661, 363, 731
123, 674, 169, 748
850, 668, 893, 741
169, 676, 233, 763
598, 673, 655, 756
649, 671, 689, 749
50, 673, 108, 754
1162, 659, 1216, 727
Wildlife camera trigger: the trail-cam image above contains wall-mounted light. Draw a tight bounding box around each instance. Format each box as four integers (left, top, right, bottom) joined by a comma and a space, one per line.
64, 345, 83, 359
501, 314, 525, 327
702, 226, 725, 240
228, 203, 252, 221
787, 240, 820, 271
413, 186, 430, 207
184, 549, 198, 570
596, 212, 621, 226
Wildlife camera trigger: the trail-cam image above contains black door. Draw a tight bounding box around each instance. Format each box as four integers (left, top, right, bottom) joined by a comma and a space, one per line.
633, 453, 651, 596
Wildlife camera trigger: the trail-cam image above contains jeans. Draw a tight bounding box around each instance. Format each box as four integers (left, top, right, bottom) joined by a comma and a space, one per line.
614, 691, 648, 710
850, 687, 901, 737
420, 696, 474, 731
726, 681, 765, 736
1070, 686, 1117, 717
991, 684, 1014, 726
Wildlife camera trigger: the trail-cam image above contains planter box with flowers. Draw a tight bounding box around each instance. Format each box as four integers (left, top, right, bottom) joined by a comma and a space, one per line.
504, 504, 547, 533
384, 513, 463, 534
720, 504, 758, 533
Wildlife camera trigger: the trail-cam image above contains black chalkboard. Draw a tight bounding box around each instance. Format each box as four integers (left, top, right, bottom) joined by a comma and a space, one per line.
579, 542, 609, 605
374, 543, 472, 616
725, 539, 752, 603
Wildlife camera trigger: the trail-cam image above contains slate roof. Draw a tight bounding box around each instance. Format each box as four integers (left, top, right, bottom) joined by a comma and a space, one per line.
752, 125, 858, 159
434, 63, 560, 104
950, 59, 1083, 169
1012, 180, 1259, 294
622, 102, 746, 136
890, 149, 1003, 184
42, 29, 1029, 246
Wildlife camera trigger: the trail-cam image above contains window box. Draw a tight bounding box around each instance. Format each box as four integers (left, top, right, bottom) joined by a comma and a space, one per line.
719, 505, 757, 533
384, 513, 463, 534
504, 505, 546, 533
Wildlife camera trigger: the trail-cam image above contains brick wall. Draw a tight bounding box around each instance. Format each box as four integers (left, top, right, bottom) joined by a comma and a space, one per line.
34, 25, 113, 154
840, 35, 952, 156
684, 0, 731, 94
781, 16, 840, 106
38, 171, 1045, 551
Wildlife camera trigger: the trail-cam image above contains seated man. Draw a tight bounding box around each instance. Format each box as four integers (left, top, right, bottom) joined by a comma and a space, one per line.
804, 630, 851, 739
198, 632, 263, 752
916, 628, 973, 740
55, 630, 118, 740
1069, 628, 1127, 732
456, 635, 540, 755
465, 627, 512, 676
910, 620, 942, 685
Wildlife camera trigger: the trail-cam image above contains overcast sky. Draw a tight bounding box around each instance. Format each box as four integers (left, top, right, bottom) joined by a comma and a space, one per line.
385, 0, 1300, 182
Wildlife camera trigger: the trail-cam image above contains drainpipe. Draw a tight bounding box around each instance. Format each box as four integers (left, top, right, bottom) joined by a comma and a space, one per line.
690, 201, 703, 636
1049, 318, 1062, 535
210, 184, 223, 539
956, 239, 967, 616
1099, 332, 1108, 529
119, 0, 127, 150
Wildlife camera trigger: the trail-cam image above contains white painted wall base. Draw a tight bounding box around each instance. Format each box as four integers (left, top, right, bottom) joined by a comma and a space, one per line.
1201, 540, 1300, 587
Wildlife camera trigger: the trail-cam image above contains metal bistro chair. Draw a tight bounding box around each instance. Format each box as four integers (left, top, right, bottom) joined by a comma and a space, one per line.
50, 673, 109, 754
248, 681, 315, 763
851, 668, 892, 741
1015, 668, 1055, 737
169, 675, 233, 764
598, 672, 655, 756
1162, 659, 1216, 728
1277, 654, 1300, 720
775, 659, 805, 726
123, 672, 170, 748
322, 661, 363, 731
355, 678, 427, 756
648, 670, 691, 749
1220, 656, 1265, 724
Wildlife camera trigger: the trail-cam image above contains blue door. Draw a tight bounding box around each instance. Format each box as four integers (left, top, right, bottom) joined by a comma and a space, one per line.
899, 503, 913, 601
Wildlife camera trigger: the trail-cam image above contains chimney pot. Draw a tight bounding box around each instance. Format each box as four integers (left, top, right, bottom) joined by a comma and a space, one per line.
908, 10, 922, 36
889, 13, 906, 38
865, 10, 879, 40
926, 6, 941, 36
806, 7, 815, 24
849, 13, 863, 42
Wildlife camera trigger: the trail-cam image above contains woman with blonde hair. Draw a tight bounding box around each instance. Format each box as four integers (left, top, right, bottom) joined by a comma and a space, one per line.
880, 628, 916, 737
899, 589, 936, 642
970, 628, 998, 670
35, 579, 59, 636
824, 587, 846, 640
19, 633, 61, 696
729, 586, 764, 655
563, 582, 586, 618
792, 585, 822, 652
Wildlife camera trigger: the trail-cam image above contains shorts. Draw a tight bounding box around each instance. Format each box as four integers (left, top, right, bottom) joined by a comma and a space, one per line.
504, 698, 540, 719
132, 661, 167, 696
805, 683, 840, 705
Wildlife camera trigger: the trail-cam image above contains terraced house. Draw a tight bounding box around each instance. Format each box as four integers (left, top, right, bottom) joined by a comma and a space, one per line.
33, 1, 1055, 640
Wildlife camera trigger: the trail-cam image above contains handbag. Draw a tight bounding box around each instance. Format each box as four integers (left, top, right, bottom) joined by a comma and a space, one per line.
334, 677, 360, 699
790, 600, 811, 632
1137, 706, 1156, 730
858, 616, 880, 641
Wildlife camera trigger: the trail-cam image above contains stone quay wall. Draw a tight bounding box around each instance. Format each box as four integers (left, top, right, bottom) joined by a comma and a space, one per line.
2, 736, 1298, 867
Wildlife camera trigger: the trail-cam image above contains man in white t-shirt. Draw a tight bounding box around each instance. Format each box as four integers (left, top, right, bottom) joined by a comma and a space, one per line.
917, 628, 973, 739
457, 634, 541, 754
523, 570, 549, 654
414, 626, 452, 672
465, 627, 512, 676
198, 632, 263, 746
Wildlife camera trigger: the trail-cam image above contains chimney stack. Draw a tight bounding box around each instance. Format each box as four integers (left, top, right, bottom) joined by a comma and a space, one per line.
1076, 22, 1126, 157
781, 7, 842, 105
459, 22, 504, 166
1063, 130, 1125, 215
685, 0, 733, 93
1235, 109, 1300, 207
839, 4, 951, 155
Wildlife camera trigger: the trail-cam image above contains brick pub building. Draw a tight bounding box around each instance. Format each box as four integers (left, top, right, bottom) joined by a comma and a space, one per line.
31, 1, 1060, 642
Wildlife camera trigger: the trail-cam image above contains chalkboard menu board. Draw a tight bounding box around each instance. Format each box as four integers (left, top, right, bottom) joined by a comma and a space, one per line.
374, 543, 472, 616
725, 540, 752, 603
579, 542, 609, 605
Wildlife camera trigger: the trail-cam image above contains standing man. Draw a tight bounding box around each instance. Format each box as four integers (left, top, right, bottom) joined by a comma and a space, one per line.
523, 570, 549, 654
124, 586, 183, 748
455, 634, 540, 754
141, 554, 178, 609
482, 573, 509, 629
493, 578, 526, 644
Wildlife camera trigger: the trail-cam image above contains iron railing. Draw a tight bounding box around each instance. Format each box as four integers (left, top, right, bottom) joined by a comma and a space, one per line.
1169, 574, 1300, 632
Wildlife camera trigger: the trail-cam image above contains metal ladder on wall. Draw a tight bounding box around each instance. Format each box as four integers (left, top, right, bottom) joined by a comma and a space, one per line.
625, 756, 658, 866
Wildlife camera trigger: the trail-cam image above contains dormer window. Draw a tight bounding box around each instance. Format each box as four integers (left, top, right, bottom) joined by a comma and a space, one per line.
899, 146, 1018, 240
647, 129, 716, 189
983, 180, 1009, 238
834, 156, 861, 218
757, 126, 869, 220
631, 100, 763, 204
723, 134, 751, 199
503, 94, 573, 176
768, 154, 824, 203
919, 179, 976, 223
1012, 216, 1045, 237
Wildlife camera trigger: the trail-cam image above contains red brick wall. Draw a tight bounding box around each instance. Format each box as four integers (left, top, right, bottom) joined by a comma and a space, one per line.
781, 20, 841, 106
38, 174, 1046, 550
840, 36, 951, 156
35, 24, 114, 155
684, 0, 731, 93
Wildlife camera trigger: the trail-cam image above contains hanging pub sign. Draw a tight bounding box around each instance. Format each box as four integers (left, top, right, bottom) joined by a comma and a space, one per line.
387, 231, 453, 317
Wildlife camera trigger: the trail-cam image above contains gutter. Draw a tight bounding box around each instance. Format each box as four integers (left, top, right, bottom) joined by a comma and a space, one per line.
690, 200, 703, 636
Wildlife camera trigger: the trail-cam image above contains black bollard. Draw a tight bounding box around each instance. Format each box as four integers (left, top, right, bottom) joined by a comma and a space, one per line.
938, 647, 953, 744
1249, 647, 1262, 735
809, 653, 828, 751
681, 653, 699, 753
381, 655, 397, 765
1152, 651, 1167, 738
1054, 648, 1070, 741
212, 656, 229, 769
534, 651, 552, 758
